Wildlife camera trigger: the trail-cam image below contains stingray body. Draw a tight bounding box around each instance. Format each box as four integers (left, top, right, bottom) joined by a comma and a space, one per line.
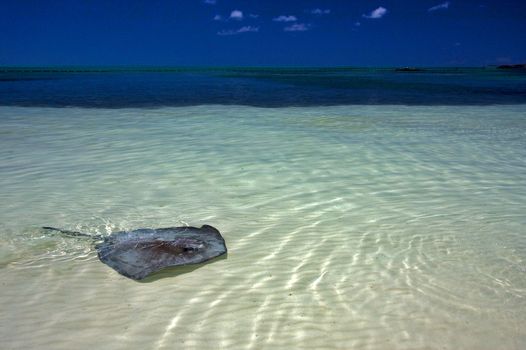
43, 225, 227, 280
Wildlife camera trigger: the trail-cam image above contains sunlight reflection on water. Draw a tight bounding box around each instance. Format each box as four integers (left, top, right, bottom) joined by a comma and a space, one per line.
0, 105, 525, 350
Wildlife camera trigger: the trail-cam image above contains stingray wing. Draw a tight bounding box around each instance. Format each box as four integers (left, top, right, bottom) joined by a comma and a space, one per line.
95, 225, 227, 280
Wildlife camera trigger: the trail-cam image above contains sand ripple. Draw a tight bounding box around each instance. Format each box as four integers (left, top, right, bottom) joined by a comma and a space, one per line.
1, 105, 525, 349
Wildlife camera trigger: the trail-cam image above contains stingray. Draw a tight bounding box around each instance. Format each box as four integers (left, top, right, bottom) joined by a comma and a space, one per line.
42, 225, 227, 280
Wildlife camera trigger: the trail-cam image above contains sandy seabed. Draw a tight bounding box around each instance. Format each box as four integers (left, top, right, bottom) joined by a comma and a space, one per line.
1, 105, 525, 349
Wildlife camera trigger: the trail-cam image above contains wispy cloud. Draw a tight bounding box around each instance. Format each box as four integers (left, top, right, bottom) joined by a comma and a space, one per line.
204, 0, 216, 4
284, 23, 309, 32
229, 10, 243, 20
363, 7, 387, 19
213, 14, 222, 21
249, 14, 259, 18
428, 2, 450, 12
217, 29, 237, 36
217, 26, 259, 36
355, 21, 361, 27
273, 15, 297, 22
311, 8, 331, 15
238, 26, 258, 33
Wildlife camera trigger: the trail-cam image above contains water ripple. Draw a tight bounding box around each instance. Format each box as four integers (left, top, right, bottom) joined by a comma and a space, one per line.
0, 105, 525, 349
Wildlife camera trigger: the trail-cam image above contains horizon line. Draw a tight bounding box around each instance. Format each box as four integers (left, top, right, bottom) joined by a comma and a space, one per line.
0, 65, 507, 72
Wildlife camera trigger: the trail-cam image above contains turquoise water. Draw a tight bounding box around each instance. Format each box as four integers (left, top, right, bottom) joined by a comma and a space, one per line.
0, 104, 525, 349
1, 67, 525, 107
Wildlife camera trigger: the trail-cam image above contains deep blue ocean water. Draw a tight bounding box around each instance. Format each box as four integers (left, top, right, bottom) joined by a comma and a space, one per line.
1, 67, 525, 107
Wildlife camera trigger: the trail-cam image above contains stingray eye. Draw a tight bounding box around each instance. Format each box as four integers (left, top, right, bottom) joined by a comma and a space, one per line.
183, 246, 198, 252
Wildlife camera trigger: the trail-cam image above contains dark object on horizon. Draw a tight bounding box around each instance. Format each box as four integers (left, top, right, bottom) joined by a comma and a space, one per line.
395, 67, 425, 72
42, 225, 227, 280
497, 64, 526, 70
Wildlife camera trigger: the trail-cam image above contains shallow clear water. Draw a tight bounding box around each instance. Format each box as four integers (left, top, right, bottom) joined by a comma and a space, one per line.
0, 105, 525, 349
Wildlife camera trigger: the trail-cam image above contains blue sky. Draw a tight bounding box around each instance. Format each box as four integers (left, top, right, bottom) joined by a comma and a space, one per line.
1, 0, 525, 66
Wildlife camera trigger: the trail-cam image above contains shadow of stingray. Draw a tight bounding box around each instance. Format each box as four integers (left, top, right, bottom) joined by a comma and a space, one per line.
137, 253, 229, 283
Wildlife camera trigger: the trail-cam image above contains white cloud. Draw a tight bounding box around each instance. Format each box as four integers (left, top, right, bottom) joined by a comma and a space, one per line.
284, 23, 309, 32
238, 26, 259, 33
230, 10, 243, 20
217, 26, 259, 36
215, 11, 256, 22
204, 0, 216, 4
428, 2, 450, 12
217, 29, 238, 36
273, 15, 297, 22
355, 21, 361, 27
311, 8, 331, 15
363, 7, 387, 19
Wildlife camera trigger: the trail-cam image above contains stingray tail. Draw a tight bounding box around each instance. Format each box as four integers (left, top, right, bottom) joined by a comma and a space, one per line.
42, 226, 103, 240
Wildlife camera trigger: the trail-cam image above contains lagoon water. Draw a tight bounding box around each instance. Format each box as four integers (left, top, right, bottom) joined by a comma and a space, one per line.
1, 69, 526, 349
